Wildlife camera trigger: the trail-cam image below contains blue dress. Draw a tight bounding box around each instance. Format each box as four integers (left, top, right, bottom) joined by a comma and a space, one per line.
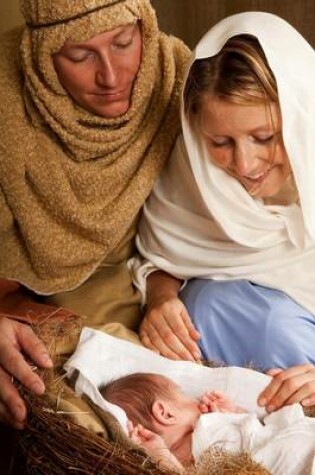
180, 279, 315, 371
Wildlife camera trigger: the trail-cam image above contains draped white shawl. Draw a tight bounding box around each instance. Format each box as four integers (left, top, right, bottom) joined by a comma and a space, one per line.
135, 12, 315, 314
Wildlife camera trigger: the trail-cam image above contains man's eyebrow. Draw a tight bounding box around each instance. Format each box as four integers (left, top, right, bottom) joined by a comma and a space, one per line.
113, 24, 136, 39
63, 24, 136, 49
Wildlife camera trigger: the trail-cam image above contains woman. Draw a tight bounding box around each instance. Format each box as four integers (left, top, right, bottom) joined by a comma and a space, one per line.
0, 0, 190, 428
135, 12, 315, 409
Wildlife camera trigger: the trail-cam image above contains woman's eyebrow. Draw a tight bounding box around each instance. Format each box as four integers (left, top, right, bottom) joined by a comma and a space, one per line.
250, 125, 275, 132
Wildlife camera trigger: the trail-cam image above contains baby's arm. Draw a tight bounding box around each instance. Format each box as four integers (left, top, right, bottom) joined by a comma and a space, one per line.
128, 422, 183, 472
199, 390, 247, 414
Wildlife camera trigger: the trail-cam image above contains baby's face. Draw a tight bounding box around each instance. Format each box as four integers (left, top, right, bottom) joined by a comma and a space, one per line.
167, 384, 200, 463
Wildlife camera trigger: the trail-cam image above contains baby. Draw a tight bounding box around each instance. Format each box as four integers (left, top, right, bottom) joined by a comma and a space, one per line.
100, 372, 315, 474
100, 372, 247, 471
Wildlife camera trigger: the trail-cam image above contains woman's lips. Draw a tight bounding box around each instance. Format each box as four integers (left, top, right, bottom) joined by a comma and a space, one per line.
242, 167, 272, 184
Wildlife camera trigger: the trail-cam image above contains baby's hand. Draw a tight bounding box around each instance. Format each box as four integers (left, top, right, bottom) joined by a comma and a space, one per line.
128, 421, 169, 453
199, 391, 246, 414
128, 421, 183, 471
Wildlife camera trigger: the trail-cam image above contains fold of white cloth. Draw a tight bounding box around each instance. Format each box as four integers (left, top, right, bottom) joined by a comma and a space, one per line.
64, 327, 270, 431
192, 405, 315, 475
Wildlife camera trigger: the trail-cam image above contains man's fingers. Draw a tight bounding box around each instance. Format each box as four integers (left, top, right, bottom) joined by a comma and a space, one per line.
0, 318, 53, 429
0, 402, 25, 430
17, 325, 53, 368
0, 343, 45, 396
0, 367, 26, 427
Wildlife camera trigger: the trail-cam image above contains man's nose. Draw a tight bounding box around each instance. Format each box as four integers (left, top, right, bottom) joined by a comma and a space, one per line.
95, 55, 118, 88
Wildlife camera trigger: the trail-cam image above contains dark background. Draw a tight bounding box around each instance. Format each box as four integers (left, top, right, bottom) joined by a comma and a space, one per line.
151, 0, 315, 48
1, 1, 314, 48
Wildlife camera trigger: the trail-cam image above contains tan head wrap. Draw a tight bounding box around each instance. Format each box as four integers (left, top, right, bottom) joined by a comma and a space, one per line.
0, 0, 190, 294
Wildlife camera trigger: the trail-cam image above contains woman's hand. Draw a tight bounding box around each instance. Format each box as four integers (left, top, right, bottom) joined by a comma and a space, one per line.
0, 316, 53, 429
258, 364, 315, 412
140, 272, 200, 361
140, 297, 200, 362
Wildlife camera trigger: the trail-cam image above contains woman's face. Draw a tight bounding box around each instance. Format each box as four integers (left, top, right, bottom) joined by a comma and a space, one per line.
53, 23, 142, 118
199, 96, 291, 198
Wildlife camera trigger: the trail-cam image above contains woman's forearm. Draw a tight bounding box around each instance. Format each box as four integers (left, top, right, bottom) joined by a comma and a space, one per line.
146, 270, 182, 309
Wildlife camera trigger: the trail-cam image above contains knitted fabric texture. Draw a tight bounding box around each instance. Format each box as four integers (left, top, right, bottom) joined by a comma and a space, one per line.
0, 0, 190, 294
20, 0, 134, 27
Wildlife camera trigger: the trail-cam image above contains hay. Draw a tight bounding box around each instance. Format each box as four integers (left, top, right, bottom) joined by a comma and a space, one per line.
16, 390, 172, 475
192, 447, 271, 475
13, 314, 315, 475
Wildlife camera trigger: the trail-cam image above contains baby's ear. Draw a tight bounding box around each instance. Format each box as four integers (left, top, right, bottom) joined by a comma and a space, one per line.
152, 400, 177, 426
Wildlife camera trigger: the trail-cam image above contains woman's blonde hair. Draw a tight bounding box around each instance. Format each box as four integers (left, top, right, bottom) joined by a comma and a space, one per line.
184, 34, 279, 121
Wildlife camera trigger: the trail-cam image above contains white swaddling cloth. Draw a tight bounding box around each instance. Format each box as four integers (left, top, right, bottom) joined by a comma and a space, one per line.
192, 405, 315, 475
64, 327, 269, 431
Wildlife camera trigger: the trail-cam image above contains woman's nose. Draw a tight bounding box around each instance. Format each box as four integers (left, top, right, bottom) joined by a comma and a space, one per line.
95, 56, 118, 88
233, 143, 257, 176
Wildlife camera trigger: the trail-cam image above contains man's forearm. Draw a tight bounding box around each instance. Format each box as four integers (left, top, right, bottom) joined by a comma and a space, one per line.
0, 278, 72, 322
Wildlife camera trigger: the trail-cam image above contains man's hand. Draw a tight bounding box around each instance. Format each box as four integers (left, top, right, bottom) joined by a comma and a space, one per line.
0, 316, 53, 429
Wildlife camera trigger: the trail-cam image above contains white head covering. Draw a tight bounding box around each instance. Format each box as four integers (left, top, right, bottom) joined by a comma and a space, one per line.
136, 12, 315, 313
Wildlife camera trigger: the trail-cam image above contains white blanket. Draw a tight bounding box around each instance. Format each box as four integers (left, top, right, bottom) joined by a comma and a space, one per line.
193, 406, 315, 475
64, 327, 269, 431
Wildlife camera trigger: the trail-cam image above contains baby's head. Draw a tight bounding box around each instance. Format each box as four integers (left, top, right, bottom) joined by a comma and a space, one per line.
100, 372, 179, 432
100, 372, 200, 452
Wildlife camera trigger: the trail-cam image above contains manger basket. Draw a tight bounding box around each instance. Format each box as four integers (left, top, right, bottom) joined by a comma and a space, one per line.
12, 313, 314, 475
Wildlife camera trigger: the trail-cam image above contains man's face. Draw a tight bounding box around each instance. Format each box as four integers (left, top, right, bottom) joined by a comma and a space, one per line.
53, 23, 142, 117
